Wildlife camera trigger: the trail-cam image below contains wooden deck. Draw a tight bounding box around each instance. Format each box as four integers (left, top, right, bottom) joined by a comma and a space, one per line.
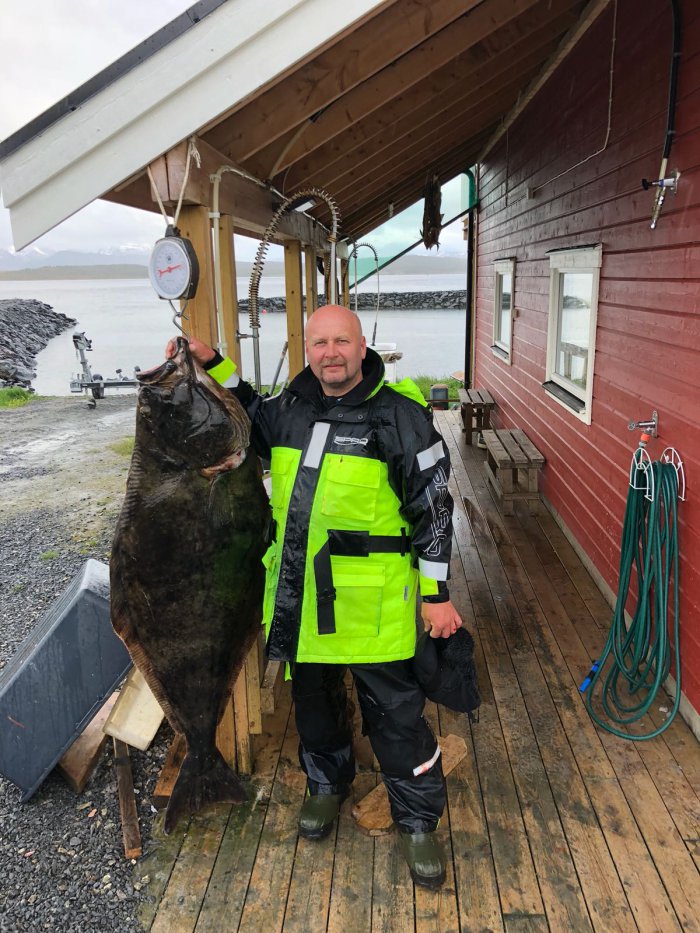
137, 410, 700, 932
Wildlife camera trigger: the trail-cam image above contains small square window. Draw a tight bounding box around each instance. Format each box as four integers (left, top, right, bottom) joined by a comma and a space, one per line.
544, 245, 602, 424
492, 259, 515, 363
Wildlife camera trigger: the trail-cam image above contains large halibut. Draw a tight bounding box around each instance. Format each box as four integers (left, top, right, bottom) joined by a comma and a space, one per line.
110, 338, 269, 833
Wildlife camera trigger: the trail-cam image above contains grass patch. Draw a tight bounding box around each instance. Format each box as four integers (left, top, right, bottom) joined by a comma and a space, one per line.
410, 374, 463, 402
39, 549, 60, 561
0, 387, 35, 408
109, 437, 135, 457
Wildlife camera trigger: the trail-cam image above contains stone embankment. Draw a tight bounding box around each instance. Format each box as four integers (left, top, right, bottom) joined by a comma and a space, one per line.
0, 299, 76, 389
238, 289, 466, 314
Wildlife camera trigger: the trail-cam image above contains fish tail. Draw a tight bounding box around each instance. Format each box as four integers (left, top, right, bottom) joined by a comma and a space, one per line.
163, 748, 247, 835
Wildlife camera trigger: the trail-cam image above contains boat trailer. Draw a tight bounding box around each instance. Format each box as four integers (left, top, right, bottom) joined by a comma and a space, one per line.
69, 332, 139, 408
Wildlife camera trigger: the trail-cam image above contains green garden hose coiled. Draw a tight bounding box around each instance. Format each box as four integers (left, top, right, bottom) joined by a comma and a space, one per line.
581, 459, 681, 740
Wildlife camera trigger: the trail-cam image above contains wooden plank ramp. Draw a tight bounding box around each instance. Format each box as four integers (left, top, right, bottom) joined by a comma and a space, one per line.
138, 410, 700, 931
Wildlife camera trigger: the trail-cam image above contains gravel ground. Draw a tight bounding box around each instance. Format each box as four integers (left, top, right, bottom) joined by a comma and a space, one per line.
0, 395, 173, 932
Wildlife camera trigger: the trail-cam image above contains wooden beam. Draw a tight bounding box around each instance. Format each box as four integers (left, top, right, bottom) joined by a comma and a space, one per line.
216, 696, 236, 770
206, 0, 484, 163
285, 240, 305, 378
158, 137, 331, 251
217, 214, 241, 369
304, 248, 318, 318
153, 734, 187, 810
101, 173, 161, 215
480, 0, 612, 160
113, 738, 142, 859
319, 65, 543, 213
177, 204, 217, 346
323, 122, 494, 231
263, 0, 564, 181
285, 0, 574, 194
57, 692, 117, 794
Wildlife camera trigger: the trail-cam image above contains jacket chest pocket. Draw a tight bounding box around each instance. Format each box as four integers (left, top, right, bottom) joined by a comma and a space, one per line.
321, 455, 380, 525
331, 558, 385, 637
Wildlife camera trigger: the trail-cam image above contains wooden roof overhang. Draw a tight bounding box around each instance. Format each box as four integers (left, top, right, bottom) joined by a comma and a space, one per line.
115, 0, 608, 242
0, 0, 610, 250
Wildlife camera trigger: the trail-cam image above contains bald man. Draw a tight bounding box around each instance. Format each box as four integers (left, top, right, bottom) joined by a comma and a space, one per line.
179, 305, 462, 889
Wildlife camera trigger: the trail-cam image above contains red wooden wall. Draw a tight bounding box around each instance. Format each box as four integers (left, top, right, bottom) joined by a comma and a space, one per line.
474, 0, 700, 716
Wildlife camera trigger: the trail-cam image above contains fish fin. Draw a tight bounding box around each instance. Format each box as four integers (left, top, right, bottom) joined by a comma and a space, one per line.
163, 748, 247, 835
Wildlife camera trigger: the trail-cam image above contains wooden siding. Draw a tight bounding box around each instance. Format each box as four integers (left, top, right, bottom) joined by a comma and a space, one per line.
474, 0, 700, 715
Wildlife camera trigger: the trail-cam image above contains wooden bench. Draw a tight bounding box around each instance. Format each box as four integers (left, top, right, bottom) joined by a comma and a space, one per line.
482, 428, 545, 514
459, 388, 496, 445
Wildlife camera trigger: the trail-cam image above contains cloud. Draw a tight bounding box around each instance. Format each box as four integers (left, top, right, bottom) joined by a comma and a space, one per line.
0, 1, 194, 140
0, 1, 195, 252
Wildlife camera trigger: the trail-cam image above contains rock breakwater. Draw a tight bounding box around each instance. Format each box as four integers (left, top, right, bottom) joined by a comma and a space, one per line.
0, 299, 76, 389
239, 289, 466, 314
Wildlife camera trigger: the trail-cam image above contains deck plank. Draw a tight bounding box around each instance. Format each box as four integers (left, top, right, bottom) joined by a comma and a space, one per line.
443, 420, 595, 931
194, 685, 294, 931
415, 702, 460, 933
150, 804, 231, 933
444, 512, 545, 914
137, 808, 192, 931
326, 772, 377, 933
237, 698, 306, 932
440, 701, 503, 932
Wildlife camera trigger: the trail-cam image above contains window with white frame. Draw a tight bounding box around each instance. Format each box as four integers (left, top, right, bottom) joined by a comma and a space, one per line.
544, 245, 602, 424
492, 258, 515, 362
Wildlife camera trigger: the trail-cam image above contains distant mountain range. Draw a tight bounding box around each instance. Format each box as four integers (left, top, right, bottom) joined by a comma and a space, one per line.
0, 247, 467, 278
0, 246, 151, 272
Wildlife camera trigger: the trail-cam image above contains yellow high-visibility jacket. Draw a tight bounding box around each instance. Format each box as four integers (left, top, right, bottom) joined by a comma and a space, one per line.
208, 348, 453, 664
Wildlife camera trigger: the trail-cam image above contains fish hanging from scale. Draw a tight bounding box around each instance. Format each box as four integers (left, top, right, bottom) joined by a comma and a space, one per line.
110, 337, 270, 833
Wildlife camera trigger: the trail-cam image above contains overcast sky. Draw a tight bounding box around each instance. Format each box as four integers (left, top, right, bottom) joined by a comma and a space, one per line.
0, 0, 467, 261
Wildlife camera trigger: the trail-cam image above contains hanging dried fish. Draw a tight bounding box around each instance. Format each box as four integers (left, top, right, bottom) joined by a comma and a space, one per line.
420, 172, 443, 250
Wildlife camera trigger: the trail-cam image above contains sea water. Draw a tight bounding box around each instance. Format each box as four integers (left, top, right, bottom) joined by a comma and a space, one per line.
0, 275, 467, 396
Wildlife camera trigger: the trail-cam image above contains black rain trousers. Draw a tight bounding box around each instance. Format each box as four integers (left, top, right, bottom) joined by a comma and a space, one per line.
291, 659, 445, 834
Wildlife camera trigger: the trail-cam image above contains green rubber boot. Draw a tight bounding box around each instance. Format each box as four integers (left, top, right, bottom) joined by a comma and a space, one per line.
398, 831, 447, 889
298, 793, 343, 840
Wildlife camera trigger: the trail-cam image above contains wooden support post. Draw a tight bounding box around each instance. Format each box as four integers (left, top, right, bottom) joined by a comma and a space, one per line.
341, 259, 350, 308
177, 205, 217, 346
322, 250, 331, 305
153, 734, 186, 810
217, 214, 241, 371
284, 239, 305, 379
113, 738, 142, 859
304, 247, 318, 318
233, 667, 253, 774
246, 650, 263, 736
216, 696, 236, 770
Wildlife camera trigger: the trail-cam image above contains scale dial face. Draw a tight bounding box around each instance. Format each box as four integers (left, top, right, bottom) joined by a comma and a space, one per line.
148, 236, 198, 300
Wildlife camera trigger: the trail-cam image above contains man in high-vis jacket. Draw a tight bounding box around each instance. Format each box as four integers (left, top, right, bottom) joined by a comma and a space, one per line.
175, 304, 462, 889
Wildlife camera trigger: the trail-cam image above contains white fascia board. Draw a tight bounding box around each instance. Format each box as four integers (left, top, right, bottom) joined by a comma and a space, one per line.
0, 0, 385, 248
